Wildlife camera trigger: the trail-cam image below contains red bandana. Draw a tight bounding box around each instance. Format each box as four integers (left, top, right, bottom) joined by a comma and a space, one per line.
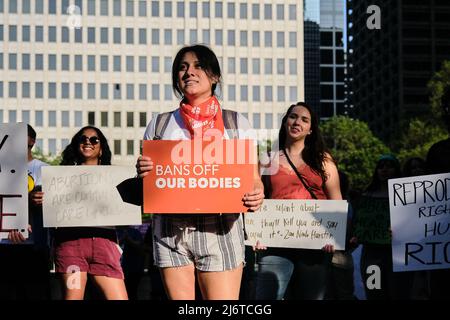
179, 96, 225, 138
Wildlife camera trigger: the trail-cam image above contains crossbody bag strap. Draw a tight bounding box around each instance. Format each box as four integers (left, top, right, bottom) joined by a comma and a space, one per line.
282, 149, 318, 199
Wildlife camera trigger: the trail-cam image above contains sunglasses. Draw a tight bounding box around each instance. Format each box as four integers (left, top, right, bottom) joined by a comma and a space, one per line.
79, 135, 100, 145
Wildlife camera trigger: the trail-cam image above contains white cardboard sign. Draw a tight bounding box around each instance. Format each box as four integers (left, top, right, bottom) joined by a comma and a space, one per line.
42, 166, 142, 227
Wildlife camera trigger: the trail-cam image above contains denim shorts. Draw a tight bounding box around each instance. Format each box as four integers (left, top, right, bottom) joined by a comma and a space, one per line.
54, 237, 124, 279
152, 214, 245, 272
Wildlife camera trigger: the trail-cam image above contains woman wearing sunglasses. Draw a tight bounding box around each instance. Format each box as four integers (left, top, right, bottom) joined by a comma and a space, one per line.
52, 126, 128, 300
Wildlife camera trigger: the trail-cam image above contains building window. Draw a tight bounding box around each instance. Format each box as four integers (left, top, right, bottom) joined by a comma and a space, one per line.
227, 30, 235, 46
227, 57, 235, 74
276, 4, 284, 20
138, 0, 147, 16
176, 1, 184, 17
215, 29, 223, 46
48, 111, 57, 127
74, 83, 83, 99
35, 110, 43, 127
164, 1, 172, 17
62, 111, 70, 127
35, 26, 43, 42
177, 29, 185, 45
240, 58, 248, 74
151, 1, 159, 16
253, 86, 260, 102
152, 29, 159, 44
113, 27, 121, 44
289, 32, 296, 47
276, 31, 284, 47
75, 111, 82, 127
113, 83, 121, 99
126, 84, 134, 100
61, 83, 70, 99
114, 112, 121, 127
164, 84, 172, 100
164, 29, 172, 45
62, 54, 70, 70
252, 58, 260, 74
22, 110, 30, 124
277, 58, 285, 75
265, 113, 273, 129
151, 56, 160, 72
113, 56, 121, 71
88, 83, 96, 99
22, 26, 30, 41
228, 85, 236, 101
113, 0, 121, 16
127, 140, 134, 155
252, 31, 260, 47
35, 0, 44, 14
88, 27, 96, 43
100, 27, 108, 43
35, 82, 43, 98
88, 111, 95, 126
48, 82, 57, 99
240, 85, 248, 101
8, 82, 17, 98
126, 112, 134, 127
126, 56, 134, 72
253, 113, 261, 129
126, 28, 134, 44
74, 55, 82, 71
114, 140, 121, 155
215, 1, 223, 18
139, 84, 147, 100
139, 56, 147, 72
126, 0, 134, 16
264, 31, 272, 47
87, 55, 96, 71
74, 28, 82, 43
239, 3, 247, 18
264, 86, 273, 102
100, 83, 108, 99
289, 86, 297, 102
8, 53, 17, 70
189, 29, 197, 44
201, 2, 209, 17
189, 1, 197, 18
277, 86, 285, 102
264, 59, 272, 74
61, 26, 69, 42
22, 82, 30, 98
202, 29, 210, 44
139, 28, 147, 44
100, 0, 109, 15
61, 139, 70, 150
152, 84, 160, 100
48, 139, 56, 155
264, 4, 272, 20
164, 57, 171, 72
288, 4, 296, 20
100, 55, 108, 71
227, 2, 235, 18
9, 25, 17, 41
48, 0, 56, 14
139, 112, 147, 127
252, 3, 259, 19
240, 31, 247, 46
289, 59, 297, 75
87, 0, 96, 15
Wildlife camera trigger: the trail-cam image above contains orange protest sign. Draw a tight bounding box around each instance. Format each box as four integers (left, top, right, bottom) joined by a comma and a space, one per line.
143, 139, 255, 214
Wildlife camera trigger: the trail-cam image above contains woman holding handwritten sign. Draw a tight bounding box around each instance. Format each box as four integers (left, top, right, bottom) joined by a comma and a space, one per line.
53, 126, 128, 300
136, 45, 264, 300
254, 102, 341, 300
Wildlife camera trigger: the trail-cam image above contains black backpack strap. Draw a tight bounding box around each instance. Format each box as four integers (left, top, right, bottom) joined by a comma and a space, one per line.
153, 112, 172, 140
222, 109, 239, 139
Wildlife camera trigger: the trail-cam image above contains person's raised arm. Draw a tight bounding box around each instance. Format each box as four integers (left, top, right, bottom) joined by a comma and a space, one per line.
323, 154, 342, 200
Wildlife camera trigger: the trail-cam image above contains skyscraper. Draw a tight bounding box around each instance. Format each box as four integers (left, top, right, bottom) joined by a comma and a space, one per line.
0, 0, 304, 163
346, 0, 450, 143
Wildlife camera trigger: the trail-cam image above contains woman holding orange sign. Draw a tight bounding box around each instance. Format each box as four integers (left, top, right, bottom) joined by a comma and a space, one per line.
136, 45, 264, 300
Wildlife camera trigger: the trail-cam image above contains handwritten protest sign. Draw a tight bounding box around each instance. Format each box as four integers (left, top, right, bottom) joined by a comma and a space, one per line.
0, 123, 28, 240
143, 139, 254, 213
244, 199, 348, 250
352, 195, 391, 244
389, 173, 450, 272
42, 166, 141, 227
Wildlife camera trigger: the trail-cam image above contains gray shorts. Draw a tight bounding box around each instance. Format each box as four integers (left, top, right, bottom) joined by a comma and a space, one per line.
152, 214, 245, 272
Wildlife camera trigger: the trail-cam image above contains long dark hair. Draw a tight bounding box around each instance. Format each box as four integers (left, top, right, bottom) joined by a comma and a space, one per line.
172, 44, 222, 99
278, 102, 328, 182
366, 155, 401, 192
60, 126, 111, 165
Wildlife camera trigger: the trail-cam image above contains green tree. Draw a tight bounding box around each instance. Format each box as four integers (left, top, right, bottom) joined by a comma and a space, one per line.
428, 60, 450, 130
321, 116, 390, 192
32, 148, 62, 165
396, 118, 447, 164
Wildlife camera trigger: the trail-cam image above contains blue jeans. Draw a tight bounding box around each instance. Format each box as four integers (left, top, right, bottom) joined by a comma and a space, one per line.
254, 248, 330, 300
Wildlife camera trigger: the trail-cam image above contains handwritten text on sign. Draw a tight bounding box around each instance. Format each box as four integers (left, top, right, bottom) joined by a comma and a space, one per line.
0, 123, 28, 241
389, 173, 450, 272
244, 199, 348, 250
143, 139, 254, 213
42, 166, 141, 227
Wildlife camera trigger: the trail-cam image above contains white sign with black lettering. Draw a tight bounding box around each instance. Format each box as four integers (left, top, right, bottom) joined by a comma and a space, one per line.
389, 173, 450, 272
244, 199, 348, 250
0, 123, 28, 240
42, 166, 141, 227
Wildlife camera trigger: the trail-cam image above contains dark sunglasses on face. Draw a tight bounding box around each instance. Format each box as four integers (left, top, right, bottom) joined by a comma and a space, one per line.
79, 135, 100, 145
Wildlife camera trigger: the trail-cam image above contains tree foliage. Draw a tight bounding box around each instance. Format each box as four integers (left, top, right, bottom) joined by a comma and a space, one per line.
321, 116, 390, 192
396, 118, 447, 164
32, 148, 62, 165
428, 60, 450, 130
